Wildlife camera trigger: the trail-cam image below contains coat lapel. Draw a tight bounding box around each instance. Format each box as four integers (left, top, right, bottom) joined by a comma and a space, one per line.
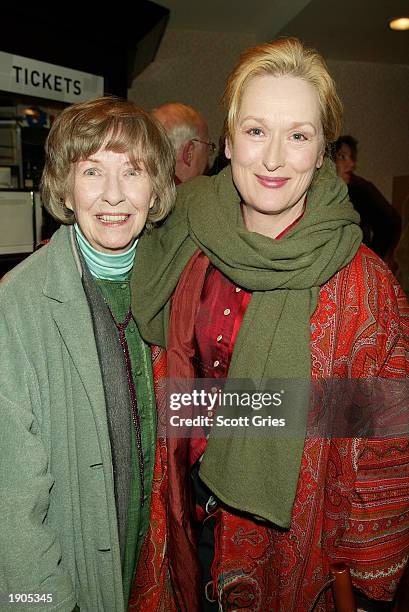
43, 227, 112, 460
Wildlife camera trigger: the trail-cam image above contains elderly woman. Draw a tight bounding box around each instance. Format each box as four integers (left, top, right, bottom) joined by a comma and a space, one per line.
130, 40, 409, 611
0, 97, 175, 611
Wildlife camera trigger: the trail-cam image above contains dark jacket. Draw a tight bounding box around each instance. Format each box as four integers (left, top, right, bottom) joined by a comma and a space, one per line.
348, 173, 401, 259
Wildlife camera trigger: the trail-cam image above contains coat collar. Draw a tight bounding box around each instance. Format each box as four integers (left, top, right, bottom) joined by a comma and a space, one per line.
43, 225, 83, 303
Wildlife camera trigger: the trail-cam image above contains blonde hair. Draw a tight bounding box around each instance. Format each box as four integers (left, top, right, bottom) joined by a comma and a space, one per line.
223, 37, 342, 150
41, 96, 176, 229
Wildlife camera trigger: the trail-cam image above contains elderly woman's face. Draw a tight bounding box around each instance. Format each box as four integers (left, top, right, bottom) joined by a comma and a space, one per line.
226, 75, 324, 237
65, 148, 154, 254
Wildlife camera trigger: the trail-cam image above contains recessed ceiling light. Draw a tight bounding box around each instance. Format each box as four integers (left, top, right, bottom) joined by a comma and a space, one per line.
389, 17, 409, 31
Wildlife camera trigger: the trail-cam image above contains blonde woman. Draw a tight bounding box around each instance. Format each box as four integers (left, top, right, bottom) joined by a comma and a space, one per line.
131, 39, 409, 611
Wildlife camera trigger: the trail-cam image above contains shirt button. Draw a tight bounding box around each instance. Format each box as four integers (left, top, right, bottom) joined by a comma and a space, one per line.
128, 325, 135, 333
120, 283, 127, 290
135, 368, 142, 376
216, 334, 223, 342
235, 287, 241, 293
223, 308, 231, 316
213, 360, 220, 368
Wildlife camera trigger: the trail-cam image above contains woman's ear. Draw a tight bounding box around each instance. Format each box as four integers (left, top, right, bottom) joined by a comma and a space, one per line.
225, 136, 232, 160
316, 149, 324, 169
64, 197, 73, 212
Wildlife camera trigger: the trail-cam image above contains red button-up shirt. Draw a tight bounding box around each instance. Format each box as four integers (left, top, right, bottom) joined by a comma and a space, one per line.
194, 210, 304, 379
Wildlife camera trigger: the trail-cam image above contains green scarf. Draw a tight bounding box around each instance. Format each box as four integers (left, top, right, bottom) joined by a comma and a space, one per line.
131, 158, 362, 526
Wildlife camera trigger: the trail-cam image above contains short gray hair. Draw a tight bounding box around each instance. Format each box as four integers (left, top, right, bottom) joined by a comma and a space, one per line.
151, 102, 207, 153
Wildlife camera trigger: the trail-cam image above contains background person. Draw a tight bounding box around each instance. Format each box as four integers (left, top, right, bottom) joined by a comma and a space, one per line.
207, 131, 230, 176
152, 102, 215, 183
334, 134, 401, 263
395, 193, 409, 298
130, 39, 409, 612
0, 96, 175, 611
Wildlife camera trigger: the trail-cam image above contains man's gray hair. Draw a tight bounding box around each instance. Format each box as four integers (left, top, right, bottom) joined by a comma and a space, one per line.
166, 122, 199, 152
151, 102, 206, 153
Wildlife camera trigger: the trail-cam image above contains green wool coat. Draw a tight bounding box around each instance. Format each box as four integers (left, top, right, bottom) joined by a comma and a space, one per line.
0, 226, 125, 611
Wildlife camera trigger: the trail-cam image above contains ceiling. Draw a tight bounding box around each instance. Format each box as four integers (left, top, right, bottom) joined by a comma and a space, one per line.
158, 0, 409, 65
157, 0, 310, 39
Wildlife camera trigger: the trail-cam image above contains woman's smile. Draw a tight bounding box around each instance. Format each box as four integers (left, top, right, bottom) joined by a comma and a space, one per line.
95, 213, 131, 224
255, 175, 290, 188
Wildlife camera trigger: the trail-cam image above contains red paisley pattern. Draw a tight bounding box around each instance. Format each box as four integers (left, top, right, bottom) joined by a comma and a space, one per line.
130, 246, 409, 611
128, 346, 177, 611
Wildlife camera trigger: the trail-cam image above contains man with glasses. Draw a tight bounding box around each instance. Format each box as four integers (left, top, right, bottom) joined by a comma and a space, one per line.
152, 102, 215, 184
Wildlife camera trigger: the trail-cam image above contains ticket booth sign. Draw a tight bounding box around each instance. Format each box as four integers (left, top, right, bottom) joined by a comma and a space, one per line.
0, 51, 104, 103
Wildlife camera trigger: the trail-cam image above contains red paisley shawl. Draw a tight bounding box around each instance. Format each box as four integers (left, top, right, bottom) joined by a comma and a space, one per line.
129, 245, 409, 612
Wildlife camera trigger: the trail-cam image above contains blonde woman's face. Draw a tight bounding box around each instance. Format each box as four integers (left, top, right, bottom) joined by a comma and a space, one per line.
225, 75, 324, 238
65, 148, 154, 253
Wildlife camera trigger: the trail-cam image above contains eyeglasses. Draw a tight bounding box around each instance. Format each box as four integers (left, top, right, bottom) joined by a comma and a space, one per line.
192, 138, 217, 154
